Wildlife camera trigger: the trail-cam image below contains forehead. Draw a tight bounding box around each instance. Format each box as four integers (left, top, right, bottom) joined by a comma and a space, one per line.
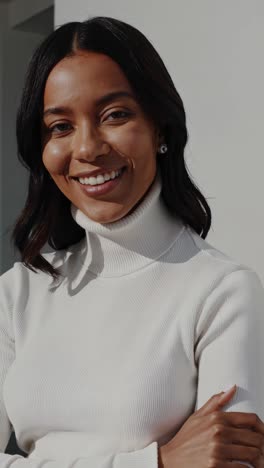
43, 51, 134, 103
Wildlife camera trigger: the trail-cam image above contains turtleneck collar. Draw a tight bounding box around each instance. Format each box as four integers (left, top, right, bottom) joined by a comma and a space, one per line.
69, 170, 185, 278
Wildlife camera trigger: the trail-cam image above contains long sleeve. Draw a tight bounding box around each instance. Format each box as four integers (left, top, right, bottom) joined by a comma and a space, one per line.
0, 277, 16, 453
194, 268, 264, 468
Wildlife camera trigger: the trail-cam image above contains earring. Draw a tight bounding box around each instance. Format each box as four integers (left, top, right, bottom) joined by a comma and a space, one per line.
158, 143, 168, 154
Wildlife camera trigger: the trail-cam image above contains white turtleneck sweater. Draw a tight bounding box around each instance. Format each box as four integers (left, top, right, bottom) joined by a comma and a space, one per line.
0, 171, 264, 468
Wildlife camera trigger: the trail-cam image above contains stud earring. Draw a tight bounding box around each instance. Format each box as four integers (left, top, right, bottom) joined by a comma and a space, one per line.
158, 143, 168, 154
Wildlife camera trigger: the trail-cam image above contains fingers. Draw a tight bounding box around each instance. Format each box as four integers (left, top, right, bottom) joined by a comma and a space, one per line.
212, 411, 264, 435
196, 386, 237, 417
212, 443, 261, 465
217, 463, 254, 468
215, 425, 263, 449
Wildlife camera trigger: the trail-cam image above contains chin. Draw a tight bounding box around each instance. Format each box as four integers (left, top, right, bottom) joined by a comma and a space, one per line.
77, 195, 137, 224
83, 207, 128, 224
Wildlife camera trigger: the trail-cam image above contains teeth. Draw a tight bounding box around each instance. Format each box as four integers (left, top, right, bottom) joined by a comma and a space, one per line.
78, 169, 122, 186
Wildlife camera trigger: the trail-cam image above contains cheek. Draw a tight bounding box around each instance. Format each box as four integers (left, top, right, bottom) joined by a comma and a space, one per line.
42, 140, 69, 174
110, 122, 155, 159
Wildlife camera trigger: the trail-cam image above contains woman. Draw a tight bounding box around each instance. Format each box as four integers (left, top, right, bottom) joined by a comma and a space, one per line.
0, 16, 264, 468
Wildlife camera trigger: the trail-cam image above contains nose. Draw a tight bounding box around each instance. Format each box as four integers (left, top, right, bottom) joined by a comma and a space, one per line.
71, 122, 110, 161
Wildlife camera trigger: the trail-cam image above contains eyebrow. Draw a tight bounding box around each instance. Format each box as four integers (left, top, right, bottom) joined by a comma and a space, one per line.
43, 91, 136, 119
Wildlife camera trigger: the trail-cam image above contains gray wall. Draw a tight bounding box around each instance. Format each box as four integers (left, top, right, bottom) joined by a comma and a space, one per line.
55, 0, 264, 284
0, 2, 54, 275
0, 3, 7, 271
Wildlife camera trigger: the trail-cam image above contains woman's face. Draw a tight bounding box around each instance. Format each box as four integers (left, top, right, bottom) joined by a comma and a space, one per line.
41, 50, 162, 223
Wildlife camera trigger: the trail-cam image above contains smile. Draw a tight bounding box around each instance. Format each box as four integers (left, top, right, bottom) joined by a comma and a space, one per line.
78, 168, 122, 186
74, 166, 127, 197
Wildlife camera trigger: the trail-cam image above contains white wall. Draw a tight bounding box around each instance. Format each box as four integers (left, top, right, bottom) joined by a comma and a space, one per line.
54, 0, 264, 283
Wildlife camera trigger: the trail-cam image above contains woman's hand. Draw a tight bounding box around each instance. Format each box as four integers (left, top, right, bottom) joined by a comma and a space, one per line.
158, 385, 264, 468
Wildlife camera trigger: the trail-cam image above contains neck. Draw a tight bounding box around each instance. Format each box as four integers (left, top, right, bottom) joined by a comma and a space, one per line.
70, 170, 185, 278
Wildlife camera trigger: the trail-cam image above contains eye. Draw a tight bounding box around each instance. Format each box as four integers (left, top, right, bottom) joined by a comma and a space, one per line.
49, 123, 72, 134
105, 110, 130, 121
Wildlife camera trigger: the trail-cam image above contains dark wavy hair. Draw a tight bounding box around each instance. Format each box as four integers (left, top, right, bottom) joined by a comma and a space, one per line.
12, 16, 212, 280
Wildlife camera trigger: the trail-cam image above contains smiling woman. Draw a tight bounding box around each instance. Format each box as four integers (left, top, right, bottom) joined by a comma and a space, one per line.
0, 15, 263, 468
41, 50, 160, 222
11, 16, 213, 279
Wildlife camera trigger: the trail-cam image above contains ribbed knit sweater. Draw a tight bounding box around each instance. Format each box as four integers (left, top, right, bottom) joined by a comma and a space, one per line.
1, 170, 264, 468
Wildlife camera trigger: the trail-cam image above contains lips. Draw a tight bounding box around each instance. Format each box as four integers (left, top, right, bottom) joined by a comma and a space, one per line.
75, 165, 127, 196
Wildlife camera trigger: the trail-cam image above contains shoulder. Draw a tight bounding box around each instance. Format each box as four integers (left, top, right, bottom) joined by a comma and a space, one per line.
167, 224, 264, 302
183, 225, 263, 299
180, 224, 257, 271
0, 240, 82, 306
